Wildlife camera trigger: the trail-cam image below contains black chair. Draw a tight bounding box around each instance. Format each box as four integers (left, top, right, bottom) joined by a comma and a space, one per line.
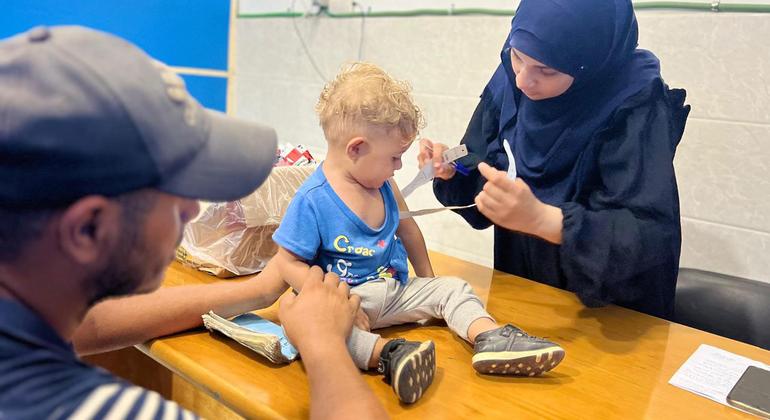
675, 268, 770, 350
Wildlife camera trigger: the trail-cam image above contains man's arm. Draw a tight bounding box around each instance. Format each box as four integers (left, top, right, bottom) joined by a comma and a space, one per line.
279, 267, 388, 420
73, 260, 287, 355
389, 179, 434, 278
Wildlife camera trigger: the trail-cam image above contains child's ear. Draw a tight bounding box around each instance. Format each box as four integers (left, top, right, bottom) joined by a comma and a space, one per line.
346, 136, 368, 161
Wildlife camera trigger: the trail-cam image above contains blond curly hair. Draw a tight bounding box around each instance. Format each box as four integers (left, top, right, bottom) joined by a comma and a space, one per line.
316, 62, 425, 145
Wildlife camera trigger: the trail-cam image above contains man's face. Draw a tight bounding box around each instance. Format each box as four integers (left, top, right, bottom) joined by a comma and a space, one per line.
85, 192, 200, 305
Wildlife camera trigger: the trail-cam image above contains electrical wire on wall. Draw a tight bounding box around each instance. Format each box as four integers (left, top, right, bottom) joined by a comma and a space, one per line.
351, 1, 366, 60
290, 0, 328, 83
263, 0, 770, 84
288, 0, 369, 83
241, 1, 770, 18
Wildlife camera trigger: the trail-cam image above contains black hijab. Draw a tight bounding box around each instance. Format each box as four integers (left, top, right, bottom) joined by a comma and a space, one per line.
501, 0, 661, 204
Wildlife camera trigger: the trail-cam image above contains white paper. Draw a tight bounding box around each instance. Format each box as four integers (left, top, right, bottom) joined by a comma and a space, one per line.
669, 344, 770, 410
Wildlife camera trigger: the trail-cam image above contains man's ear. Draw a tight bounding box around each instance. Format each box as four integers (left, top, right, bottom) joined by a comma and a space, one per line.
57, 196, 121, 265
345, 136, 368, 162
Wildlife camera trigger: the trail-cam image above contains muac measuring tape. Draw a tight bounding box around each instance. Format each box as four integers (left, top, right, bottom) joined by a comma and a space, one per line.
399, 139, 516, 220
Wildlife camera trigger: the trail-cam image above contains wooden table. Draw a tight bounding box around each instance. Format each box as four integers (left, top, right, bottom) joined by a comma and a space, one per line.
131, 252, 769, 419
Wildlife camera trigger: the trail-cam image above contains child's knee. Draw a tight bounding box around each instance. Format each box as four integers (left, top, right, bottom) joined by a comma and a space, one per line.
445, 276, 471, 288
436, 276, 474, 296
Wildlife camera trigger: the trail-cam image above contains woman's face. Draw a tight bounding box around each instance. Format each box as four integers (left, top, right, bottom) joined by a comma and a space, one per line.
510, 48, 574, 100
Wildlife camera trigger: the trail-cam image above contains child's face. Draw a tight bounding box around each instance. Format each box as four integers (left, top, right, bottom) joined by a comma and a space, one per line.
510, 48, 574, 100
349, 127, 413, 189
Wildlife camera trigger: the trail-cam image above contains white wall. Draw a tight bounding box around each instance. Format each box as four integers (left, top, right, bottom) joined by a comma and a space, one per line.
232, 6, 770, 282
239, 0, 520, 15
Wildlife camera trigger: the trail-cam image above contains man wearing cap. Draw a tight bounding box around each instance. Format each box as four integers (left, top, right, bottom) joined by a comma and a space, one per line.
0, 26, 386, 419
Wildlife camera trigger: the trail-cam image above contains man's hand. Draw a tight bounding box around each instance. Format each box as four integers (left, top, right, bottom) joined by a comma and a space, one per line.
280, 267, 387, 420
475, 162, 564, 244
417, 138, 456, 180
279, 266, 361, 351
353, 307, 370, 331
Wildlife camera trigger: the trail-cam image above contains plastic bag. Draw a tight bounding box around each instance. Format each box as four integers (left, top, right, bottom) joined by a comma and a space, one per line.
177, 165, 316, 277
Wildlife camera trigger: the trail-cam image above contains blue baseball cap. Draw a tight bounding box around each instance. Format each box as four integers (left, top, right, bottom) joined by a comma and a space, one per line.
0, 26, 277, 208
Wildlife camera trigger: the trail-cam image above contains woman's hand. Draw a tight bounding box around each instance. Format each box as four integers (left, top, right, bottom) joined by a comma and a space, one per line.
417, 138, 456, 180
475, 163, 564, 244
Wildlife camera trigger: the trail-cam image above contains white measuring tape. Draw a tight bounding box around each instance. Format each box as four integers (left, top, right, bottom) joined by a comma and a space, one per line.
399, 203, 477, 220
400, 144, 468, 199
400, 163, 435, 199
399, 141, 516, 219
502, 139, 517, 179
400, 144, 474, 219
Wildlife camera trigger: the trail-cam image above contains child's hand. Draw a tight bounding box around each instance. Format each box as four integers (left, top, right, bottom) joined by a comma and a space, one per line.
279, 266, 361, 350
418, 138, 456, 180
354, 307, 371, 331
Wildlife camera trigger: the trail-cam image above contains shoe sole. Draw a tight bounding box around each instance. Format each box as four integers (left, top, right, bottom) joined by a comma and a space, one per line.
472, 346, 565, 376
392, 341, 436, 404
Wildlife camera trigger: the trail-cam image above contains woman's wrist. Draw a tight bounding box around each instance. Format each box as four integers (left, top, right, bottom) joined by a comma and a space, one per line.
534, 204, 564, 244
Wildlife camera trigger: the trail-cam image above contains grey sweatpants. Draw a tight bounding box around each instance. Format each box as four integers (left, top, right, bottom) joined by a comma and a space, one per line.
347, 276, 492, 370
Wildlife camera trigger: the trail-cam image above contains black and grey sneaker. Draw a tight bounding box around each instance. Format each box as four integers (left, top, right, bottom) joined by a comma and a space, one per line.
472, 324, 565, 376
378, 339, 436, 404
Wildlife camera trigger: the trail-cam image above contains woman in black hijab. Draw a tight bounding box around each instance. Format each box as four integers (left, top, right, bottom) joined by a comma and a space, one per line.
421, 0, 690, 319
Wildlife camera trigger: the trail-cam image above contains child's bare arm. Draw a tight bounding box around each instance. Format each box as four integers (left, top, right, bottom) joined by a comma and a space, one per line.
274, 246, 315, 291
389, 179, 435, 278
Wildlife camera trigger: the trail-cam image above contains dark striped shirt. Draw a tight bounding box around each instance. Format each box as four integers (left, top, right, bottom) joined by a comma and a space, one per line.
0, 299, 198, 420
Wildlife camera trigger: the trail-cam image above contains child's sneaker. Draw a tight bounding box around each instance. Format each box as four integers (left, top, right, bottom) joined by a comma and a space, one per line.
378, 339, 435, 404
472, 324, 564, 376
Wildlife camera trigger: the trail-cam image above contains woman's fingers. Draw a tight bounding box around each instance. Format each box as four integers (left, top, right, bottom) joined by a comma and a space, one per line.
434, 163, 457, 180
478, 162, 511, 184
481, 178, 509, 202
418, 138, 456, 180
475, 190, 502, 214
417, 138, 434, 169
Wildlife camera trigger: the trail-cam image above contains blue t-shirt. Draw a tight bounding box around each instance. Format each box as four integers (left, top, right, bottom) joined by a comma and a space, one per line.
273, 165, 409, 286
0, 299, 197, 420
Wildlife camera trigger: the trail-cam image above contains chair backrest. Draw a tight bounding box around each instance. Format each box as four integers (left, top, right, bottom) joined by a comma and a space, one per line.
675, 268, 770, 350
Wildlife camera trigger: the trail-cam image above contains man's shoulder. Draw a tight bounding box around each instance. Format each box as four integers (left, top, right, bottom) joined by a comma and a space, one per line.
1, 374, 197, 420
0, 350, 195, 420
56, 381, 196, 420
